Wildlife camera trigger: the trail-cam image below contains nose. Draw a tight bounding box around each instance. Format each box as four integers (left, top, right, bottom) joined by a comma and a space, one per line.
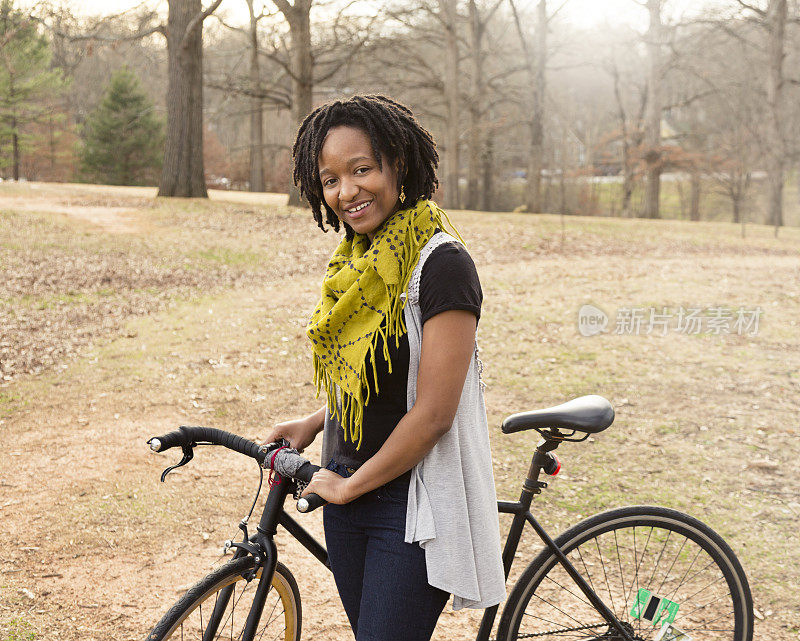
339, 175, 359, 204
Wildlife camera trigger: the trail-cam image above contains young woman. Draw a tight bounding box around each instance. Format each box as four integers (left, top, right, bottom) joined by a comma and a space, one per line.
265, 94, 504, 641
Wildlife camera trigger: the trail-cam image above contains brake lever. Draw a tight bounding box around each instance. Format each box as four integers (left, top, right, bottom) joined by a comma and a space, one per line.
160, 444, 194, 482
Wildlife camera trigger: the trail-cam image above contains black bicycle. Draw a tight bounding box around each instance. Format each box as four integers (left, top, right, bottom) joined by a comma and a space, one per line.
144, 395, 753, 641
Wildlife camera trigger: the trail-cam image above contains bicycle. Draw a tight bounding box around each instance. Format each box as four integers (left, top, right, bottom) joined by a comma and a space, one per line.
143, 394, 753, 641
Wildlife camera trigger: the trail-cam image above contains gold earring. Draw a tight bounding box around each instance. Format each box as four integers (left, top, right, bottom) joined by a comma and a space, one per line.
399, 186, 406, 204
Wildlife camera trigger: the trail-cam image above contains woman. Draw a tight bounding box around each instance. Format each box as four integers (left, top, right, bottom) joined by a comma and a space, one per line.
265, 94, 504, 641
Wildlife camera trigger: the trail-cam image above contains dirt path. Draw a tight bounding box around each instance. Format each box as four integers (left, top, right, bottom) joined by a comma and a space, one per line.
0, 280, 491, 641
0, 195, 142, 234
2, 183, 798, 639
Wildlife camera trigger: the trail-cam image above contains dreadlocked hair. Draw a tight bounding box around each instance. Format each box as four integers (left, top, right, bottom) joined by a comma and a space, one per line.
292, 94, 440, 240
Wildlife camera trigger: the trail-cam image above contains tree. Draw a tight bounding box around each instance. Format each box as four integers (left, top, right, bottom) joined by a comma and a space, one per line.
642, 0, 666, 219
508, 0, 549, 214
79, 67, 164, 185
158, 0, 223, 197
0, 0, 66, 181
267, 0, 373, 205
465, 0, 504, 210
38, 0, 223, 197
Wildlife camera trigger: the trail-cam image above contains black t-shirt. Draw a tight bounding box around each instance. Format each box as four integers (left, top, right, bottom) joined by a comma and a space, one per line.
332, 240, 482, 468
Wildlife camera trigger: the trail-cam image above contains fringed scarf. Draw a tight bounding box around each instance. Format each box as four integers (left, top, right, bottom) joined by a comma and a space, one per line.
307, 198, 464, 449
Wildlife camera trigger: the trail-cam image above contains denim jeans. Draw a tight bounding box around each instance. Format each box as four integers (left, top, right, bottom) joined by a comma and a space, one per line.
322, 460, 450, 641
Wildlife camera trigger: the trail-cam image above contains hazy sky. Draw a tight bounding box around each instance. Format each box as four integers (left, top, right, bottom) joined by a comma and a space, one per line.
67, 0, 653, 29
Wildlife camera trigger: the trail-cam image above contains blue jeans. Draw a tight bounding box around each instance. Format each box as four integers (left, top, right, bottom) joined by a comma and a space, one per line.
322, 460, 450, 641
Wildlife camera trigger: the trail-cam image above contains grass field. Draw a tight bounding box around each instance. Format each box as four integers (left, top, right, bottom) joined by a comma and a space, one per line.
0, 182, 798, 640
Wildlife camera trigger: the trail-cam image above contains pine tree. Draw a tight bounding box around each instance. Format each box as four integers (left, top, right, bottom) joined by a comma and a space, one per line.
0, 0, 67, 180
79, 67, 164, 186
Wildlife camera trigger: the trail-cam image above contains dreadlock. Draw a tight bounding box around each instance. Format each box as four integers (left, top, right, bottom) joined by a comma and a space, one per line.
292, 94, 440, 240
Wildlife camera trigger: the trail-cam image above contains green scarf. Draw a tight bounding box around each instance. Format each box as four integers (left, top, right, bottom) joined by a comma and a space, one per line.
307, 198, 464, 449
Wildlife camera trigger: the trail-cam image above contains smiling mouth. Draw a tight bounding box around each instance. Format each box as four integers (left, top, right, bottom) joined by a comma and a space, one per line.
344, 200, 373, 219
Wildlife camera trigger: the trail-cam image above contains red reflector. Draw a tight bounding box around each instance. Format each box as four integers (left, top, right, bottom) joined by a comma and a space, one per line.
551, 455, 561, 476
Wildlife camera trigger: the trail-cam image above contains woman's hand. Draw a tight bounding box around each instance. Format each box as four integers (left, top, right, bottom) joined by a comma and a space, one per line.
301, 469, 353, 504
263, 406, 325, 451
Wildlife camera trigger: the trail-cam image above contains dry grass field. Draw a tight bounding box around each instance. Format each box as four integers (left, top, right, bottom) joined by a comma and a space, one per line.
1, 182, 798, 640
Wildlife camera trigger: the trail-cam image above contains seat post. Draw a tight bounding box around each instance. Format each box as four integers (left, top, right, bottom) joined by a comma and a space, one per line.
523, 436, 560, 497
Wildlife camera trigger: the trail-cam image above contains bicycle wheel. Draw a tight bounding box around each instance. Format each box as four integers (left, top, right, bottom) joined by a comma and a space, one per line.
146, 556, 301, 641
497, 505, 752, 641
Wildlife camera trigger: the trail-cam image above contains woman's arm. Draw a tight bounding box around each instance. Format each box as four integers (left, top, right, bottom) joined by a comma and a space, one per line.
263, 404, 326, 451
302, 309, 477, 504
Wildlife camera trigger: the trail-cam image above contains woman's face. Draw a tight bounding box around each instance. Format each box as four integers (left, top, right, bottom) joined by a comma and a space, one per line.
318, 126, 400, 241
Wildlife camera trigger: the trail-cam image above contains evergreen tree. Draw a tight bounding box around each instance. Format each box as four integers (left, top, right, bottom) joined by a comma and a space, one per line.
79, 67, 164, 186
0, 0, 67, 180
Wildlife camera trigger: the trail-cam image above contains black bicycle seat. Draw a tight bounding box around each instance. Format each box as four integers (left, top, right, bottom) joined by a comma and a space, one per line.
501, 395, 614, 436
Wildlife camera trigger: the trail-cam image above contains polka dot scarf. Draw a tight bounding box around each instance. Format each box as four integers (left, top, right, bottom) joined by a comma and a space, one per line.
307, 198, 464, 449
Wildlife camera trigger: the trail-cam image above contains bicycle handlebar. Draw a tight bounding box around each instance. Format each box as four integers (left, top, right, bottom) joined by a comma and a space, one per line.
147, 426, 326, 512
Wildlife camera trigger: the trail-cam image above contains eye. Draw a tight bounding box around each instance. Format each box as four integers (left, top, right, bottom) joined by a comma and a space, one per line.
322, 177, 337, 188
355, 166, 370, 175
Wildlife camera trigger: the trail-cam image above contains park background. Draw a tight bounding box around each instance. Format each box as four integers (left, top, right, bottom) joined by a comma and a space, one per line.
0, 0, 798, 639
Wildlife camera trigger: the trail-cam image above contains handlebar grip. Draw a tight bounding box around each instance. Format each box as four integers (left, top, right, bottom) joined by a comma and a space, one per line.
293, 461, 326, 512
297, 492, 327, 513
148, 426, 266, 465
148, 428, 190, 452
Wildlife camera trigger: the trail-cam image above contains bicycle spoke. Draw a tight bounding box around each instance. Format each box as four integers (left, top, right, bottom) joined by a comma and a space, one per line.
541, 574, 594, 609
593, 535, 616, 614
655, 535, 688, 596
644, 529, 672, 589
574, 547, 598, 599
665, 546, 702, 603
254, 592, 283, 641
532, 592, 590, 628
613, 529, 629, 616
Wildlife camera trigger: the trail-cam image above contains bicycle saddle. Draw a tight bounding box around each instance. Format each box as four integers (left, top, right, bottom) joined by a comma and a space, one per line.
501, 395, 614, 435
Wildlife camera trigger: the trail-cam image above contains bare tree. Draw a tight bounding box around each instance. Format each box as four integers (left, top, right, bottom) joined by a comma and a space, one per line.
159, 0, 223, 197
245, 0, 267, 191
641, 0, 665, 218
211, 1, 285, 192
508, 0, 552, 214
264, 0, 373, 205
464, 0, 503, 210
38, 0, 223, 197
606, 44, 647, 217
763, 0, 788, 234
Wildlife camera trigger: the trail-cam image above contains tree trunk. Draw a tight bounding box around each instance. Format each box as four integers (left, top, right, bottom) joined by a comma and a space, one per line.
689, 170, 701, 221
525, 0, 546, 214
465, 0, 484, 211
732, 194, 741, 224
797, 162, 800, 205
765, 0, 786, 235
642, 0, 663, 219
11, 115, 19, 181
247, 0, 265, 192
621, 175, 633, 217
436, 0, 460, 209
286, 1, 313, 207
481, 130, 494, 211
159, 0, 208, 198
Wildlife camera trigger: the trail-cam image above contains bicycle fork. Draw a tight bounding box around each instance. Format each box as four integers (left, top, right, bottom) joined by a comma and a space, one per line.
203, 479, 289, 641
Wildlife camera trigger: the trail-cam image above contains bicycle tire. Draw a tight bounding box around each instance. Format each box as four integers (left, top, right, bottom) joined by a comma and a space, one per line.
497, 505, 753, 641
145, 556, 301, 641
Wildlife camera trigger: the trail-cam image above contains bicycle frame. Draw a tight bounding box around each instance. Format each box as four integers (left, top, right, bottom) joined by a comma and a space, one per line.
217, 439, 632, 641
